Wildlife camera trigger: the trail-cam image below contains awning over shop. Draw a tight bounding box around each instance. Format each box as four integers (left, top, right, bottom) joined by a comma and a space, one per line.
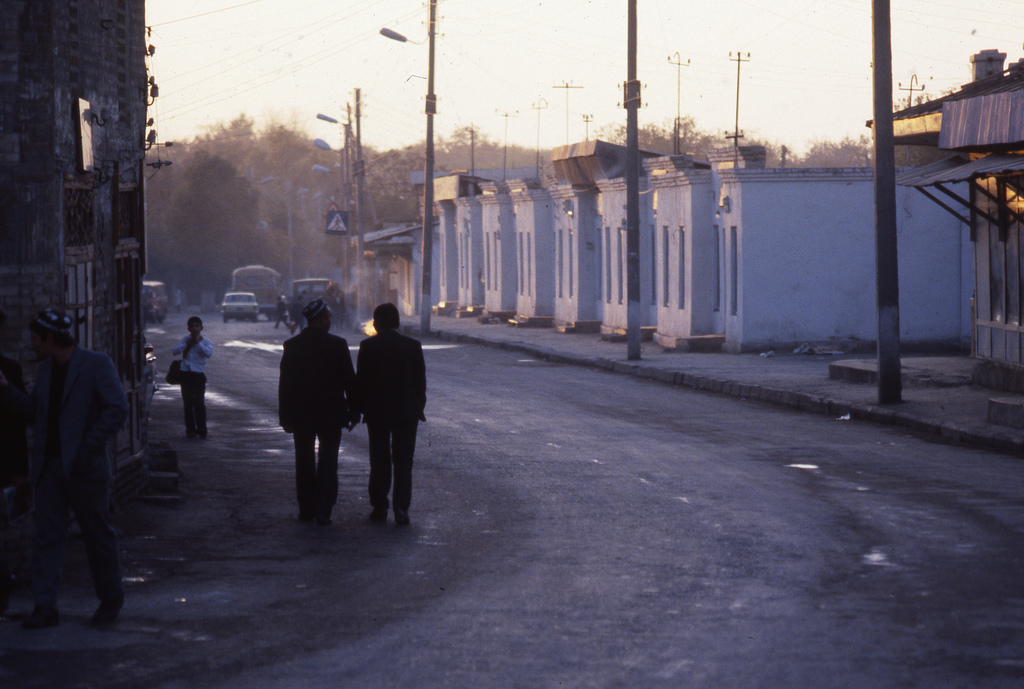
896, 153, 1024, 187
896, 153, 1024, 229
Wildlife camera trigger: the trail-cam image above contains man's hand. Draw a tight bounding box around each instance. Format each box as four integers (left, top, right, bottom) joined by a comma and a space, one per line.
282, 425, 293, 434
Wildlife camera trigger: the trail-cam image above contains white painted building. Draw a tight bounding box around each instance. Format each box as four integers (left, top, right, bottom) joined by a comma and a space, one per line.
509, 181, 556, 323
453, 195, 485, 310
645, 155, 719, 350
479, 181, 518, 318
707, 146, 971, 352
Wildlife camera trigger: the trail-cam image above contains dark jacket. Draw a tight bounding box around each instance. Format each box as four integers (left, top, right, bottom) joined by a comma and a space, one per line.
0, 346, 128, 483
279, 326, 356, 429
0, 354, 28, 487
355, 329, 427, 425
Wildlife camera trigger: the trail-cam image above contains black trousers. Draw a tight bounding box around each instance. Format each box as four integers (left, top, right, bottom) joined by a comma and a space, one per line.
367, 420, 418, 513
179, 371, 207, 436
293, 425, 342, 521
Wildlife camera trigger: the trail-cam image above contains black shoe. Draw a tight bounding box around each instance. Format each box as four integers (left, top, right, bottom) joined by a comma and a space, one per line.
298, 513, 315, 523
394, 509, 410, 526
315, 517, 332, 526
0, 572, 15, 615
198, 431, 208, 439
21, 606, 59, 629
92, 595, 124, 625
369, 507, 388, 523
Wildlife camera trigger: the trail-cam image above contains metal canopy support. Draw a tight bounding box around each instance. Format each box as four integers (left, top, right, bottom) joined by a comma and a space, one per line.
913, 186, 971, 226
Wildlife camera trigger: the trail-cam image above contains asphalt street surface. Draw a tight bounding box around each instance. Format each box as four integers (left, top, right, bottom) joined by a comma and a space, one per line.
2, 311, 1023, 688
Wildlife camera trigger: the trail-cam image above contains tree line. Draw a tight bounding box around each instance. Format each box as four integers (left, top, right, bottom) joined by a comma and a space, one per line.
144, 114, 943, 298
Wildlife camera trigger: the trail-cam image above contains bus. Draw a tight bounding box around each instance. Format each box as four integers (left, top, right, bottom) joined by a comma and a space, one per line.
230, 265, 282, 319
291, 278, 341, 308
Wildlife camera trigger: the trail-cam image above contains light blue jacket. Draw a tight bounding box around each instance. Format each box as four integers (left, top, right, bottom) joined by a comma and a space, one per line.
0, 346, 129, 483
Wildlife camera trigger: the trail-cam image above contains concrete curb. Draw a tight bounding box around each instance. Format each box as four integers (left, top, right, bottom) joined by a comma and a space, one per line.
430, 328, 1024, 457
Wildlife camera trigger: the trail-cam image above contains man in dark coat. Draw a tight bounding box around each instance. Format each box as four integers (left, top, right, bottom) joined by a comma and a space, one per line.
354, 303, 427, 526
278, 299, 358, 525
0, 310, 29, 615
0, 309, 129, 629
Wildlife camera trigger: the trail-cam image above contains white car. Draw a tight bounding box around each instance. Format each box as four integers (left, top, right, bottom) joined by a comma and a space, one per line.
221, 292, 259, 322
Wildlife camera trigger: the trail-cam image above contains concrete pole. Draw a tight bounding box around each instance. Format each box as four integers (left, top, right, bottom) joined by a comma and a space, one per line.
625, 0, 641, 360
420, 0, 437, 335
872, 0, 902, 403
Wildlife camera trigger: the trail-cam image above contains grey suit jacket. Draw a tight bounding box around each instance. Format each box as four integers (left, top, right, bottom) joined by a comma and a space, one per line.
0, 346, 129, 483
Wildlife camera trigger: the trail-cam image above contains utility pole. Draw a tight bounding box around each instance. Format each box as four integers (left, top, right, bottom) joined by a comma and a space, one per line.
582, 114, 593, 140
468, 123, 476, 176
552, 81, 583, 146
496, 110, 518, 181
728, 51, 750, 165
420, 0, 437, 335
625, 0, 641, 360
531, 99, 547, 179
897, 74, 925, 166
354, 88, 368, 322
898, 74, 925, 109
872, 0, 902, 404
667, 52, 689, 155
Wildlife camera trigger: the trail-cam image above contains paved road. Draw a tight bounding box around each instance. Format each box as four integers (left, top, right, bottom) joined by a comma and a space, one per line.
2, 312, 1023, 688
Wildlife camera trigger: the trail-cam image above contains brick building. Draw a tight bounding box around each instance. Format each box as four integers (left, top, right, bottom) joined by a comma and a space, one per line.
1, 0, 151, 572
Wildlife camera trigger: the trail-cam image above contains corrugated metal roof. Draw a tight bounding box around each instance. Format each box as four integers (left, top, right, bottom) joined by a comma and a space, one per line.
896, 153, 1024, 186
894, 63, 1024, 122
550, 139, 666, 186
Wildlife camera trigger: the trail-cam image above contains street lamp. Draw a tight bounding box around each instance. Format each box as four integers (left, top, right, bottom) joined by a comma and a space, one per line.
381, 0, 437, 335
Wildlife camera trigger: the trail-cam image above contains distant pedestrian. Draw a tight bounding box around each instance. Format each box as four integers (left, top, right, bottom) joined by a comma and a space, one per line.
173, 288, 183, 314
172, 316, 213, 439
354, 303, 427, 526
0, 310, 29, 615
273, 295, 288, 329
279, 299, 359, 525
0, 309, 129, 628
287, 300, 303, 335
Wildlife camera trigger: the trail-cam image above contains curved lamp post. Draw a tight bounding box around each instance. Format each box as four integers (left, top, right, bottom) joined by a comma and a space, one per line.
381, 0, 437, 335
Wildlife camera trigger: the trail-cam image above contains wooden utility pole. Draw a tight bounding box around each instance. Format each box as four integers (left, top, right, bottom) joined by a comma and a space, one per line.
496, 109, 518, 181
531, 100, 547, 178
552, 81, 583, 146
872, 0, 902, 403
625, 0, 641, 360
354, 88, 368, 322
728, 51, 750, 165
668, 52, 689, 155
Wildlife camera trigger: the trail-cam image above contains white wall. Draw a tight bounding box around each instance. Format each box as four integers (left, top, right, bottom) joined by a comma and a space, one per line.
719, 167, 970, 352
511, 186, 556, 318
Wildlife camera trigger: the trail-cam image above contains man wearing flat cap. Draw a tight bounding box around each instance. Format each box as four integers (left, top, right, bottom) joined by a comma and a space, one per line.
278, 299, 359, 525
0, 309, 129, 629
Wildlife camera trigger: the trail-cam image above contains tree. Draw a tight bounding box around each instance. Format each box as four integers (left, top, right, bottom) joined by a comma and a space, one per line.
152, 151, 264, 300
800, 135, 874, 168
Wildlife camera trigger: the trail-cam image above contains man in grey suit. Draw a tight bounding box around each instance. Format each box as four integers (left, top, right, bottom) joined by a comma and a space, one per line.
354, 303, 427, 526
0, 309, 129, 629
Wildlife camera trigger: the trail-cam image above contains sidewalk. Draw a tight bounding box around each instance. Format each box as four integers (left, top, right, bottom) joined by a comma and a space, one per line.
422, 315, 1024, 456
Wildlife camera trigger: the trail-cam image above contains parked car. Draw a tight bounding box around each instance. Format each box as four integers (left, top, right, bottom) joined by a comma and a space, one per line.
220, 292, 259, 322
142, 281, 168, 324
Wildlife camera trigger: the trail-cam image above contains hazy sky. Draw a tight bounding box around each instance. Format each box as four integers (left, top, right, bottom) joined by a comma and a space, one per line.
145, 0, 1023, 156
